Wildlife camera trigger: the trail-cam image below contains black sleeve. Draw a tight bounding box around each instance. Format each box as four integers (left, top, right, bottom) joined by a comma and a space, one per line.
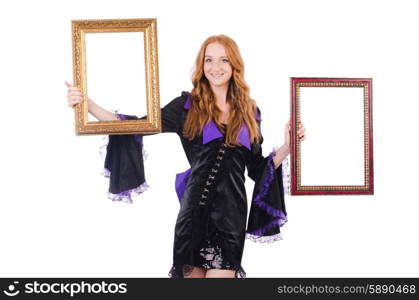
102, 92, 189, 203
245, 109, 288, 242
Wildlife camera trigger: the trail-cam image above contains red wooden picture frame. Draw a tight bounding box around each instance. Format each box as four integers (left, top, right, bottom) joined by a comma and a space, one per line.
290, 77, 374, 195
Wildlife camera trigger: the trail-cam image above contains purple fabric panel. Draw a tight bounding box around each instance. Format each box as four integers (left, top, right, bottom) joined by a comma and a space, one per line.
116, 113, 127, 120
175, 168, 191, 202
202, 120, 224, 144
202, 120, 251, 149
184, 95, 192, 109
237, 123, 251, 150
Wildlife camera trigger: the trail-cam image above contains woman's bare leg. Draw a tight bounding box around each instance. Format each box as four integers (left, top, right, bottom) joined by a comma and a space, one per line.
205, 269, 235, 278
183, 266, 207, 278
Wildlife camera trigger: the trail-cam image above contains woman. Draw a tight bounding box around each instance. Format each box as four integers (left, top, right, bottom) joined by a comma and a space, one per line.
66, 34, 306, 278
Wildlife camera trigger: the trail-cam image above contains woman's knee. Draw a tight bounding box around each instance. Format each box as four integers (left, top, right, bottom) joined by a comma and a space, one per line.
183, 265, 206, 278
205, 269, 235, 278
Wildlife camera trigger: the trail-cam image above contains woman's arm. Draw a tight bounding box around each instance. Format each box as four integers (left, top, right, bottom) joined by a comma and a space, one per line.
65, 80, 118, 121
87, 97, 119, 121
272, 121, 305, 169
273, 144, 290, 169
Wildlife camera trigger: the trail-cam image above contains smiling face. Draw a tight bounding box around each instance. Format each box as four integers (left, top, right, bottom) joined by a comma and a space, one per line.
203, 42, 233, 89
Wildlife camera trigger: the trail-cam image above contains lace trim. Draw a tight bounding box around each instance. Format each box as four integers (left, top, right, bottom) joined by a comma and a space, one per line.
168, 237, 247, 278
168, 264, 246, 278
182, 265, 194, 277
199, 239, 233, 270
106, 181, 149, 204
245, 232, 283, 243
271, 147, 290, 196
100, 136, 109, 162
282, 156, 290, 195
101, 167, 111, 178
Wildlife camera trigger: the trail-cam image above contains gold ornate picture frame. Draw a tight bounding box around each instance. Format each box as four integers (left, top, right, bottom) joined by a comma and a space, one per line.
71, 18, 161, 135
290, 77, 374, 195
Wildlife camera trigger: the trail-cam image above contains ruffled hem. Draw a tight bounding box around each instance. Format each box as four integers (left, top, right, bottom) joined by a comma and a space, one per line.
246, 150, 288, 243
106, 181, 149, 204
101, 167, 111, 178
251, 151, 286, 218
245, 232, 283, 243
246, 214, 287, 243
168, 264, 246, 278
100, 132, 149, 204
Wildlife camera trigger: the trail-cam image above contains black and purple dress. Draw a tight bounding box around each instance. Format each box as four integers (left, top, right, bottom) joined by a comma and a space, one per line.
102, 91, 289, 278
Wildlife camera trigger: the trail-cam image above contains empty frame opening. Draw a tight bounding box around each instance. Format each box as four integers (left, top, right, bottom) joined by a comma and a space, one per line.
85, 31, 147, 122
299, 86, 365, 186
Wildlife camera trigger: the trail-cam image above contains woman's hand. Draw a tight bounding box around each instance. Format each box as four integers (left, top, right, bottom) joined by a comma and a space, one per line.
65, 80, 118, 121
284, 120, 306, 148
65, 80, 84, 108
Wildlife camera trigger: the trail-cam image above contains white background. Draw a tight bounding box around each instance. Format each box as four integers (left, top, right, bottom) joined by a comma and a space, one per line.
85, 31, 148, 121
1, 0, 418, 277
300, 87, 365, 185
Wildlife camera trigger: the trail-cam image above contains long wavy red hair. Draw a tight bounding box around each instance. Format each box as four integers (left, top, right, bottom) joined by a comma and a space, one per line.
183, 35, 261, 147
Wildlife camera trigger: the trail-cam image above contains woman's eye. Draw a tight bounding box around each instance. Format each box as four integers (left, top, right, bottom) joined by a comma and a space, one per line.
205, 58, 212, 63
222, 59, 229, 63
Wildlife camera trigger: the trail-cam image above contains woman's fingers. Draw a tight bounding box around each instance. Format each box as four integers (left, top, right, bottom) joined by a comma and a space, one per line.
65, 80, 81, 93
284, 121, 306, 139
69, 96, 83, 103
68, 88, 81, 94
65, 80, 84, 108
68, 98, 80, 107
71, 96, 83, 101
68, 98, 83, 108
67, 91, 82, 99
68, 91, 83, 97
297, 122, 306, 140
298, 129, 305, 137
67, 97, 83, 108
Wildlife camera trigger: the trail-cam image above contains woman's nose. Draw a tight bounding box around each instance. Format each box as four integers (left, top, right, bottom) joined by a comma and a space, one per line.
211, 61, 222, 70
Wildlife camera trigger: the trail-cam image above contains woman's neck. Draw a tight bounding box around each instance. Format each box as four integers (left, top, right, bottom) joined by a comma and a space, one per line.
211, 84, 230, 124
211, 84, 228, 106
